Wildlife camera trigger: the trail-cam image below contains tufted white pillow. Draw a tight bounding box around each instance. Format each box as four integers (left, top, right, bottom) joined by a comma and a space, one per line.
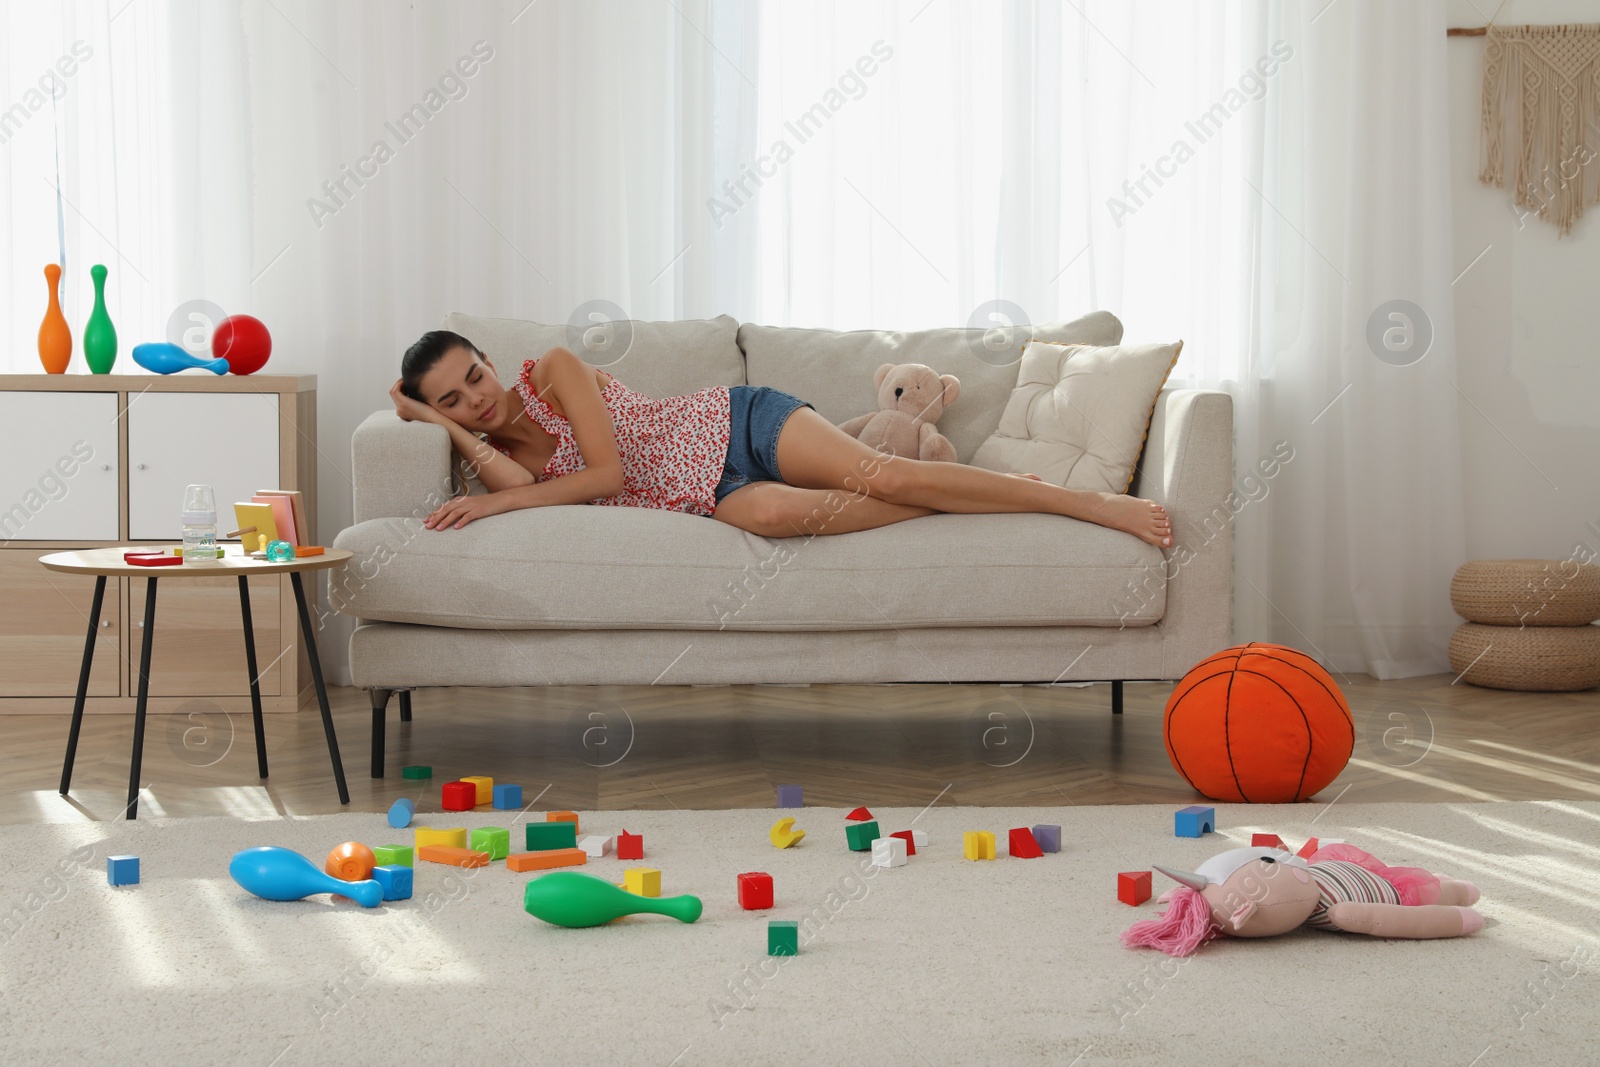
969, 339, 1183, 494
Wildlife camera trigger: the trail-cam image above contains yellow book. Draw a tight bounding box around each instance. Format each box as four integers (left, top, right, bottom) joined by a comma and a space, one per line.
231, 503, 279, 553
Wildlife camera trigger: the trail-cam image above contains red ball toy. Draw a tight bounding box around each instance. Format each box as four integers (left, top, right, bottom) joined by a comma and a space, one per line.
213, 314, 272, 375
1163, 642, 1354, 803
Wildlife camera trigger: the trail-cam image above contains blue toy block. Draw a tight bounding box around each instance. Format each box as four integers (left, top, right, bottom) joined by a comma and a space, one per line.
776, 784, 802, 808
1174, 805, 1215, 838
493, 783, 523, 810
372, 864, 413, 901
107, 855, 139, 886
1031, 824, 1062, 853
387, 798, 415, 829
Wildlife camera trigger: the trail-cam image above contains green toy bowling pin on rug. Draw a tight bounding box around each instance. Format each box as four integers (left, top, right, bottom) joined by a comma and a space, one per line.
523, 870, 703, 928
83, 263, 117, 374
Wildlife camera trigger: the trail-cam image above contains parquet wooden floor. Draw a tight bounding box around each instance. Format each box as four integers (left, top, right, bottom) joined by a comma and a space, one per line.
1, 676, 1595, 824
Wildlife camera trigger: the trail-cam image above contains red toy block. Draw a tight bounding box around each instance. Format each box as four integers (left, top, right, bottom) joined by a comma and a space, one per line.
441, 781, 477, 812
737, 871, 774, 910
1297, 837, 1319, 859
1117, 870, 1153, 906
1008, 827, 1043, 859
616, 830, 643, 860
845, 807, 873, 821
889, 830, 916, 856
1252, 833, 1287, 850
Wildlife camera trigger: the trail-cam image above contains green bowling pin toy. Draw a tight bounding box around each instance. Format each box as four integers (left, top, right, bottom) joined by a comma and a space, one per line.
84, 263, 117, 374
523, 870, 703, 928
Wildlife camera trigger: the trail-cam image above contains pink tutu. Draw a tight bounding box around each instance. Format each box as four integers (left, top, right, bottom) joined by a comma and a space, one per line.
1310, 842, 1440, 905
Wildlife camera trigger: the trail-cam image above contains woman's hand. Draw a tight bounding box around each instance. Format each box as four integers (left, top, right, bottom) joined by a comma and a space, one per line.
391, 379, 441, 424
424, 492, 509, 530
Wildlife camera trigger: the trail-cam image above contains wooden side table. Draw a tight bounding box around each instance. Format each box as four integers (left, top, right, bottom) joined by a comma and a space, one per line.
39, 545, 353, 819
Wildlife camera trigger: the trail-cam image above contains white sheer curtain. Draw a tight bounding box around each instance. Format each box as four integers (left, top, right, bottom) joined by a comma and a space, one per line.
1, 0, 1463, 682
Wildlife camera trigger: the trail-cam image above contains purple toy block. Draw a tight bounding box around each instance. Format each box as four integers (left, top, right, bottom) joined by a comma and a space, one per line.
776, 784, 802, 808
1031, 824, 1061, 853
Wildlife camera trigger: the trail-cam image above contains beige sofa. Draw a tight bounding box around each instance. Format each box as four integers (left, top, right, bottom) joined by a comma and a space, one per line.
333, 310, 1234, 777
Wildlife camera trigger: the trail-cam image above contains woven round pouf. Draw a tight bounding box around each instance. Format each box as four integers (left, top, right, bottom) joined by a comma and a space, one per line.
1450, 559, 1600, 627
1448, 621, 1600, 691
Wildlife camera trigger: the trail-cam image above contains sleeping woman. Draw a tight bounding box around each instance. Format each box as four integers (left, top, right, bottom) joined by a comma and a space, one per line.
392, 329, 1172, 546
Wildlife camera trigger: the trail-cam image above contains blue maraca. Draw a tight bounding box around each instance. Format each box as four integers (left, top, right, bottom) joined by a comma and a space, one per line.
229, 846, 383, 908
133, 341, 229, 375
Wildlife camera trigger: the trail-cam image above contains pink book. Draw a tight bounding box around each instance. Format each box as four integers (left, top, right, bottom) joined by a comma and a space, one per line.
251, 495, 298, 546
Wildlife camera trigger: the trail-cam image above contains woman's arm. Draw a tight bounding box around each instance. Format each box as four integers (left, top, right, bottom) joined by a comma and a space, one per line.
390, 380, 535, 493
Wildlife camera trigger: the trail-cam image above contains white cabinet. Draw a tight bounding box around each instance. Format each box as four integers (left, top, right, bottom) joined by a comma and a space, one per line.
0, 391, 120, 540
127, 392, 281, 541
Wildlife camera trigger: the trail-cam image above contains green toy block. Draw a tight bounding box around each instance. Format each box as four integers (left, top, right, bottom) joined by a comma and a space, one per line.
402, 765, 432, 780
471, 826, 511, 861
768, 920, 799, 956
526, 821, 579, 852
845, 820, 880, 851
373, 844, 413, 868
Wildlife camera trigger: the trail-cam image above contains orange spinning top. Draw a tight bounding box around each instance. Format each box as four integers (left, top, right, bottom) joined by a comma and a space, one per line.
325, 841, 376, 882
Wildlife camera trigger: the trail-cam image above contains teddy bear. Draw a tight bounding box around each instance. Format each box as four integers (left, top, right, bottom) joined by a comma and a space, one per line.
836, 362, 961, 462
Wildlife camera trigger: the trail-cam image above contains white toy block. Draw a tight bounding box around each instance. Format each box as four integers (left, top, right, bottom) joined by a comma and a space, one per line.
911, 829, 929, 848
578, 834, 615, 859
871, 836, 908, 868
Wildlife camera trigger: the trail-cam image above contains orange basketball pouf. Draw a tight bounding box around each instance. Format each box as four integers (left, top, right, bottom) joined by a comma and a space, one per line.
1164, 643, 1354, 803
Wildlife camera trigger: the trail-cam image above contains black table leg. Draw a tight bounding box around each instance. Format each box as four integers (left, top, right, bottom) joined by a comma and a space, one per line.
59, 576, 107, 796
238, 576, 268, 779
1111, 679, 1124, 715
127, 576, 158, 820
292, 571, 349, 805
398, 690, 412, 722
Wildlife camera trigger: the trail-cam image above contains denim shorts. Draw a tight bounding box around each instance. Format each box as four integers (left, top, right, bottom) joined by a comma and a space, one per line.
713, 385, 817, 504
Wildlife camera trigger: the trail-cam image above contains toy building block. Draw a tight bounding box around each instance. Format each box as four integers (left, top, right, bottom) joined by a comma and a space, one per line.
871, 837, 908, 868
373, 845, 413, 868
578, 834, 615, 859
461, 776, 494, 806
493, 784, 523, 810
107, 855, 139, 886
525, 822, 579, 852
622, 867, 661, 897
1252, 833, 1287, 850
1297, 837, 1320, 859
738, 872, 775, 910
769, 818, 807, 849
768, 920, 800, 956
470, 826, 511, 861
441, 781, 478, 812
401, 765, 432, 780
1117, 870, 1153, 906
418, 845, 490, 868
776, 784, 803, 808
616, 830, 644, 860
1174, 805, 1215, 838
1008, 827, 1044, 859
507, 848, 587, 872
415, 826, 467, 849
962, 831, 996, 861
911, 829, 929, 848
888, 830, 916, 856
845, 806, 873, 821
845, 820, 880, 851
387, 798, 415, 829
372, 864, 413, 901
1031, 825, 1062, 853
547, 811, 580, 834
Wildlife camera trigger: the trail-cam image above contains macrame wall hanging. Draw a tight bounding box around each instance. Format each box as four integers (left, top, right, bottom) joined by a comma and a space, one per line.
1478, 23, 1600, 236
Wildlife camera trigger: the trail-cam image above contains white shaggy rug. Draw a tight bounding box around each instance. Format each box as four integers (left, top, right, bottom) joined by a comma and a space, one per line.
2, 801, 1598, 1067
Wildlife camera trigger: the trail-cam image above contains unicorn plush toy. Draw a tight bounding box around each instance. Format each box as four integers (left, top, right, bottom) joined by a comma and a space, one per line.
1121, 842, 1484, 956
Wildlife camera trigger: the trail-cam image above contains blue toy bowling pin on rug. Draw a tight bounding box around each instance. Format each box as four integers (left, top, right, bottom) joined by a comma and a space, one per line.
229, 846, 383, 907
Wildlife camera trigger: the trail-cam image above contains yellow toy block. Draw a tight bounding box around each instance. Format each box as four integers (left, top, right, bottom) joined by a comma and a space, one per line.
620, 867, 661, 898
962, 830, 996, 860
415, 826, 468, 849
769, 817, 807, 849
461, 776, 494, 806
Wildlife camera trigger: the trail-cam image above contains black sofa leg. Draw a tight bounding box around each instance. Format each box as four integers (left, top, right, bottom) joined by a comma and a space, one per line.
398, 690, 412, 722
1111, 680, 1124, 715
370, 687, 393, 778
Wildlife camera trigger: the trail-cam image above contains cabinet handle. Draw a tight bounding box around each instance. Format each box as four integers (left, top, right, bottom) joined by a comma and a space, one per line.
136, 620, 143, 627
101, 619, 110, 628
100, 464, 110, 471
136, 463, 147, 470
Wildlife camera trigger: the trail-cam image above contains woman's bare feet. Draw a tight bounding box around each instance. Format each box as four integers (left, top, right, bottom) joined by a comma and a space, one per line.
1090, 493, 1172, 548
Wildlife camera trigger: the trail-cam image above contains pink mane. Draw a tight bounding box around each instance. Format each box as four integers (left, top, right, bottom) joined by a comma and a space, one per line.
1120, 886, 1217, 956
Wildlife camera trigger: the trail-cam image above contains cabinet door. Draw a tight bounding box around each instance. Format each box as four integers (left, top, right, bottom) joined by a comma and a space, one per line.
127, 392, 281, 541
0, 391, 120, 541
127, 574, 281, 696
0, 551, 120, 697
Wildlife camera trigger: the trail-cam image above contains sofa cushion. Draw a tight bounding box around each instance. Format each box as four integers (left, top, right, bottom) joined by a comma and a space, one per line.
331, 505, 1164, 632
736, 310, 1123, 464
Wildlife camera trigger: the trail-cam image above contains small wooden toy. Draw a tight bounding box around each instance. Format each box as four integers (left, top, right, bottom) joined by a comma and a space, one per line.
523, 870, 702, 929
547, 811, 581, 833
962, 831, 996, 860
387, 798, 414, 829
1032, 825, 1061, 853
372, 865, 413, 901
326, 841, 376, 881
1008, 827, 1044, 859
616, 830, 644, 860
415, 826, 468, 849
230, 846, 382, 907
912, 829, 929, 848
845, 820, 880, 851
107, 855, 139, 886
776, 784, 803, 808
461, 776, 494, 805
1118, 870, 1153, 906
622, 868, 661, 897
845, 806, 873, 821
507, 849, 587, 872
578, 834, 615, 858
738, 872, 775, 910
1252, 833, 1287, 850
871, 837, 908, 868
1174, 805, 1215, 837
1297, 836, 1320, 859
493, 784, 523, 810
402, 765, 432, 780
888, 830, 916, 855
527, 822, 579, 852
373, 845, 413, 868
769, 818, 807, 849
442, 781, 477, 811
769, 920, 800, 956
419, 845, 490, 868
470, 827, 511, 861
